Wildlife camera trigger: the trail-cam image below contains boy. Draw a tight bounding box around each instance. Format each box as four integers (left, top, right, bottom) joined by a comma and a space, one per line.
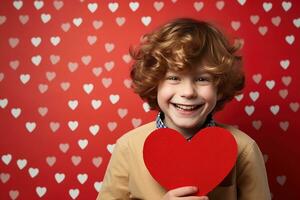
97, 18, 271, 200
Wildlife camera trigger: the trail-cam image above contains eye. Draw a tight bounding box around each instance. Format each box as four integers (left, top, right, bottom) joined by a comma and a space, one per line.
166, 76, 179, 81
195, 74, 213, 84
196, 77, 208, 82
195, 77, 210, 82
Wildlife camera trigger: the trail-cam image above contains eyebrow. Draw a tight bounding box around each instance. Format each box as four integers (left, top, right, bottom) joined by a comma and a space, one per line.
194, 69, 212, 75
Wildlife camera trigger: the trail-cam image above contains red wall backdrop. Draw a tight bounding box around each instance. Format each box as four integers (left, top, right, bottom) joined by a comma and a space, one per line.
0, 0, 299, 199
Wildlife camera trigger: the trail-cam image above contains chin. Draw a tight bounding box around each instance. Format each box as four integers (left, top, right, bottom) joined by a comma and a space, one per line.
176, 122, 200, 130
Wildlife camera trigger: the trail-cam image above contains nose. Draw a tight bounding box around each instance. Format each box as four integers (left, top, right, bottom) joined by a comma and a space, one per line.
180, 80, 197, 99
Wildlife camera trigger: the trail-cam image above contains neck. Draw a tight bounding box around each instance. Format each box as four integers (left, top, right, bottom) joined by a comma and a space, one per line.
175, 124, 204, 140
164, 115, 213, 140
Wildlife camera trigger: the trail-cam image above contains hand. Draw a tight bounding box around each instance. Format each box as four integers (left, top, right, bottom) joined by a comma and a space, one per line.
162, 186, 209, 200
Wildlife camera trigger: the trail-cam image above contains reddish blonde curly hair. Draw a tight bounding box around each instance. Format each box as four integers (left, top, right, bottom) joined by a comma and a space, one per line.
130, 18, 245, 112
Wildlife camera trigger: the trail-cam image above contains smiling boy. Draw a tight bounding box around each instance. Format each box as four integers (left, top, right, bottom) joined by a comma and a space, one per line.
97, 18, 271, 200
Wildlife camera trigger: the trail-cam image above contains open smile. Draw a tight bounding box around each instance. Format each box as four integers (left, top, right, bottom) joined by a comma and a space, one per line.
171, 103, 203, 112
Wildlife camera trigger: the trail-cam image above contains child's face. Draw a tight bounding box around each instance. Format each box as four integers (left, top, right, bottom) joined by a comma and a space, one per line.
157, 67, 218, 135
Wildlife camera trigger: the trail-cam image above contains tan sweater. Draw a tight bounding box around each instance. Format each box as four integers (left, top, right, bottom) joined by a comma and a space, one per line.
97, 121, 271, 200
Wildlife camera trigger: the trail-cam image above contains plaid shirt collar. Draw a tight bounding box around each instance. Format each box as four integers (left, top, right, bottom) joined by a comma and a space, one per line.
155, 112, 216, 129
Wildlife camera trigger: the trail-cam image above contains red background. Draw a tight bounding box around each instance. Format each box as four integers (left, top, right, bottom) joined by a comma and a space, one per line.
0, 0, 299, 199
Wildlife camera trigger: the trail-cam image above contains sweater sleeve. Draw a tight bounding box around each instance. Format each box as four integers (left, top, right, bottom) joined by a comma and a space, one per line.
96, 139, 130, 200
236, 141, 271, 200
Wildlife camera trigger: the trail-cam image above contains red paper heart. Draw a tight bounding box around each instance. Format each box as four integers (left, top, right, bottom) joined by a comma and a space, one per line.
143, 127, 237, 196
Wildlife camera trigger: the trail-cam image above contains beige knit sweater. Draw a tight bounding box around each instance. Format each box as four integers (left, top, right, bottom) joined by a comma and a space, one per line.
97, 121, 271, 200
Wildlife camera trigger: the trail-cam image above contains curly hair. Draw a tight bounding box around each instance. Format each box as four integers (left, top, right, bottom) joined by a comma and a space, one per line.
130, 18, 245, 112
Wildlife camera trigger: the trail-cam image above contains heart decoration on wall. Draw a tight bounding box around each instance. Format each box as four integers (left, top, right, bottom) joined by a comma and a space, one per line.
0, 0, 298, 199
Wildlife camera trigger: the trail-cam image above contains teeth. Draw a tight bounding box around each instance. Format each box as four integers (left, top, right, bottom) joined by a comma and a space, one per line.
174, 104, 199, 111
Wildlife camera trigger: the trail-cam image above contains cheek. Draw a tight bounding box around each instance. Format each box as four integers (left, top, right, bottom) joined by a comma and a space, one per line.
157, 83, 173, 104
200, 86, 218, 102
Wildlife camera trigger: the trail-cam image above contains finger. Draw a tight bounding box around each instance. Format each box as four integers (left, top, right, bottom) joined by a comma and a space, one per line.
199, 197, 209, 200
180, 196, 209, 200
168, 186, 198, 197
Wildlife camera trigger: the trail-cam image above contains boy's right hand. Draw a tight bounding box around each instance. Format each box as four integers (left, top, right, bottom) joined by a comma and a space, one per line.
162, 186, 209, 200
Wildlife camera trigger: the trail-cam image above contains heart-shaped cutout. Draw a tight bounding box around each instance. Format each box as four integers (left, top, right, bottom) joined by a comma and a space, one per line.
143, 127, 237, 196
